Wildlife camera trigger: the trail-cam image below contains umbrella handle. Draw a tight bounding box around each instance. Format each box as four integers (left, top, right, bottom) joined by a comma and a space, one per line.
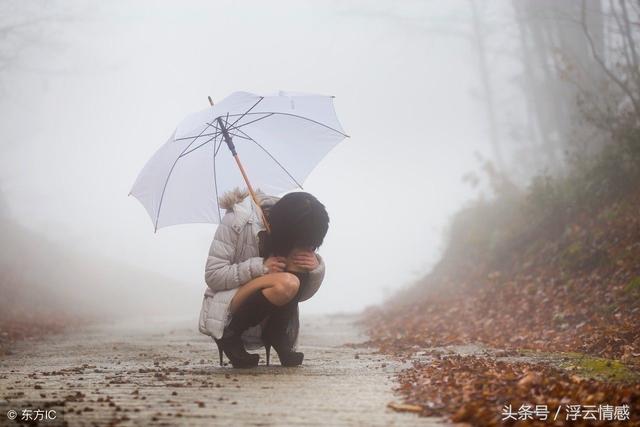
209, 97, 272, 234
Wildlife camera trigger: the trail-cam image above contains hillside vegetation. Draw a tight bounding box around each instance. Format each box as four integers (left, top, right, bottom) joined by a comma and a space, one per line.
366, 120, 640, 425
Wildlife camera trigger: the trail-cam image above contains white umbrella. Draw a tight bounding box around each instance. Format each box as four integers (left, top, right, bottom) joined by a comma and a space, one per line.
130, 91, 348, 231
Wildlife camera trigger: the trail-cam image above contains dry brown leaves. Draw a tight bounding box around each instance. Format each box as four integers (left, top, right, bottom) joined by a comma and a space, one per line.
396, 355, 639, 426
367, 190, 640, 361
0, 310, 81, 354
366, 190, 640, 425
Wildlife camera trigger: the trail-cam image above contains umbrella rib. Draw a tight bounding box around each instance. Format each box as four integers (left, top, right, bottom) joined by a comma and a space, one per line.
174, 97, 262, 143
226, 97, 264, 130
177, 98, 347, 142
224, 112, 230, 131
227, 130, 251, 140
212, 122, 222, 222
226, 111, 349, 137
178, 130, 222, 158
176, 114, 272, 142
177, 126, 250, 160
175, 131, 218, 142
154, 122, 215, 231
227, 113, 274, 130
234, 127, 304, 190
171, 127, 251, 162
209, 117, 249, 141
198, 122, 251, 143
214, 133, 224, 156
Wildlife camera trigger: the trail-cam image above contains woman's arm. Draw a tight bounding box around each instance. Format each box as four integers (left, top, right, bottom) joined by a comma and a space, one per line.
204, 221, 266, 292
297, 254, 325, 302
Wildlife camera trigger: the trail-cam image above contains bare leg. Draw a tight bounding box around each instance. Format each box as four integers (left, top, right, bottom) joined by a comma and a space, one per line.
230, 272, 300, 313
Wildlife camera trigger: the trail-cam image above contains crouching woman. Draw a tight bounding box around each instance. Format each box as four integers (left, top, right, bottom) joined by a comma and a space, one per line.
198, 189, 329, 368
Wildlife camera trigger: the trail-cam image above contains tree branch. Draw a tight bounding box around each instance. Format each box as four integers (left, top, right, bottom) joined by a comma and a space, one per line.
619, 0, 640, 70
581, 0, 640, 116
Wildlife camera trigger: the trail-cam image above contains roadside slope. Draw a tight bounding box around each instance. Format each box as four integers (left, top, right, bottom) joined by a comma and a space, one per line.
0, 217, 198, 352
364, 185, 640, 425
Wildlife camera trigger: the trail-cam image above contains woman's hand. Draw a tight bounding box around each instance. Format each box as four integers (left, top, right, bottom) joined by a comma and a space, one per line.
290, 250, 319, 271
263, 256, 287, 274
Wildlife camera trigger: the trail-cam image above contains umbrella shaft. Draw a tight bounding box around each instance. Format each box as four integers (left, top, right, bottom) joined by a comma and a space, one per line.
215, 114, 271, 233
216, 117, 237, 156
233, 153, 270, 227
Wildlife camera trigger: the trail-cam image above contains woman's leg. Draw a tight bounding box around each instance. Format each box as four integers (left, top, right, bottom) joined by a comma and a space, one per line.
217, 273, 299, 368
230, 272, 300, 313
258, 272, 309, 366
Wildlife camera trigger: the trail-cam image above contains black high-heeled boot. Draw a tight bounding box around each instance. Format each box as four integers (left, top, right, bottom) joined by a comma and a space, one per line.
262, 300, 304, 367
214, 336, 258, 368
216, 290, 276, 368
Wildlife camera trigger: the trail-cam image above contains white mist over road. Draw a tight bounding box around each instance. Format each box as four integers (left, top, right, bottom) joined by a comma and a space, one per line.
0, 0, 519, 314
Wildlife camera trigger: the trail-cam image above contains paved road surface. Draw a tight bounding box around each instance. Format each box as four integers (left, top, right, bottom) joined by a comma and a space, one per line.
0, 314, 443, 426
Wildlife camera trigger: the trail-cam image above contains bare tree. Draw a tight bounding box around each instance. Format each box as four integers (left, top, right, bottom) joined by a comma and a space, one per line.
581, 0, 640, 116
510, 0, 615, 172
470, 0, 506, 174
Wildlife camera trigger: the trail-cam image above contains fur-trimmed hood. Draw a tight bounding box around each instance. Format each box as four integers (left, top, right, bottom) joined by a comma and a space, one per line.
219, 187, 279, 211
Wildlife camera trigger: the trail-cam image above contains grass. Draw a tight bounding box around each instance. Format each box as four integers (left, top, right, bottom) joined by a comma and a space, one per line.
516, 349, 639, 383
559, 353, 639, 383
624, 276, 640, 297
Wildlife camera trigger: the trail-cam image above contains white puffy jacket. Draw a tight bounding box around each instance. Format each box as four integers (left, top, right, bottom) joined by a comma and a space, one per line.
198, 189, 325, 349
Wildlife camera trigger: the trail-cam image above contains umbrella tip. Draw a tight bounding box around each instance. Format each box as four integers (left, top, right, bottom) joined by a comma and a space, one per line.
208, 96, 214, 106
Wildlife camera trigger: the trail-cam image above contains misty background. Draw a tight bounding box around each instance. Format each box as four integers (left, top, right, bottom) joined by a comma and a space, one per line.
0, 0, 617, 319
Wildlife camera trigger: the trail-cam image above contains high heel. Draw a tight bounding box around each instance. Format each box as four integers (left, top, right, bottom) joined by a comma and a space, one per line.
262, 302, 304, 367
263, 336, 303, 367
265, 344, 271, 366
214, 339, 224, 366
214, 336, 259, 368
215, 290, 277, 369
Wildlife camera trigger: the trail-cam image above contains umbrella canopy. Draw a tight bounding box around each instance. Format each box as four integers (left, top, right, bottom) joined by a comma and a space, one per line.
130, 91, 348, 231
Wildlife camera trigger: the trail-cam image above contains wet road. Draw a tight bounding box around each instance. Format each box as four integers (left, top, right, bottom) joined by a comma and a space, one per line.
0, 314, 442, 426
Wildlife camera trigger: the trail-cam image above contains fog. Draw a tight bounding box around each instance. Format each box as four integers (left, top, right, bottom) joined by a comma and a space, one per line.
1, 0, 530, 316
